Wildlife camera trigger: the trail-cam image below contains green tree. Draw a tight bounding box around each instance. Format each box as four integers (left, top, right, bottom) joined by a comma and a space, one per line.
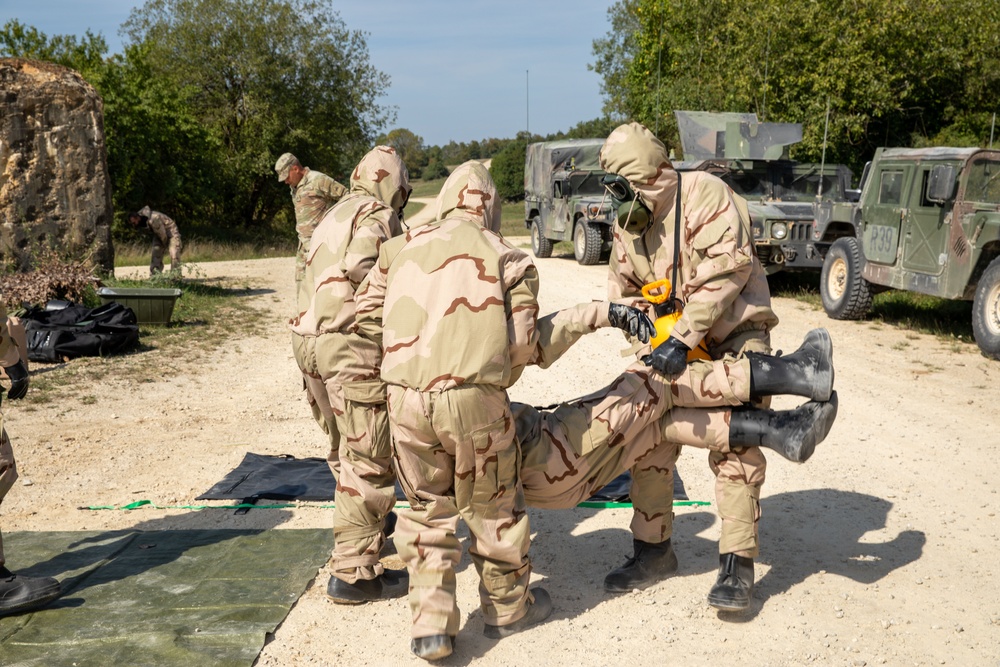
377, 128, 427, 179
121, 0, 393, 229
489, 132, 533, 202
593, 0, 1000, 174
0, 19, 107, 78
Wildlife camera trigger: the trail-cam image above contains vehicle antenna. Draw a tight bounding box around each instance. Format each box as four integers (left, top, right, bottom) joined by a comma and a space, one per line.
818, 97, 830, 200
762, 29, 771, 122
990, 112, 996, 149
655, 13, 663, 134
526, 70, 529, 136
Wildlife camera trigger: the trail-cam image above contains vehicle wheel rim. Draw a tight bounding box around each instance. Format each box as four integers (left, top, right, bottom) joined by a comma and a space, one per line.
532, 223, 540, 249
827, 257, 847, 301
574, 225, 584, 257
986, 281, 1000, 336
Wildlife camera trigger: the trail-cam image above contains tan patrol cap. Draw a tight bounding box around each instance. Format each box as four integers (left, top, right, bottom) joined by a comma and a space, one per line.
275, 153, 298, 181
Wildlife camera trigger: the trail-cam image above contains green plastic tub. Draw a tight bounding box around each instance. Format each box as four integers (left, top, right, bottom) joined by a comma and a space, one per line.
97, 287, 182, 325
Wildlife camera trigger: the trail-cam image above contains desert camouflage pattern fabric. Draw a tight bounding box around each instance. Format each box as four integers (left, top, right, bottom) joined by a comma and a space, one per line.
388, 383, 530, 637
290, 147, 407, 336
356, 162, 538, 637
601, 122, 777, 557
289, 168, 348, 281
355, 161, 537, 393
288, 147, 408, 584
0, 309, 21, 566
137, 206, 182, 274
515, 363, 735, 510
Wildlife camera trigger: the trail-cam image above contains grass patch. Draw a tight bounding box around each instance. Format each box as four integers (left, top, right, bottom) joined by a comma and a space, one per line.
410, 177, 448, 199
767, 270, 975, 346
115, 239, 295, 268
501, 201, 528, 238
22, 267, 270, 405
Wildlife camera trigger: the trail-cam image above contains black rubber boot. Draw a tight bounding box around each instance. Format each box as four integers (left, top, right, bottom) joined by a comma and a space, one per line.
325, 568, 408, 604
729, 392, 838, 463
483, 588, 553, 639
411, 634, 455, 661
748, 328, 834, 401
603, 538, 679, 593
707, 553, 754, 611
0, 567, 61, 617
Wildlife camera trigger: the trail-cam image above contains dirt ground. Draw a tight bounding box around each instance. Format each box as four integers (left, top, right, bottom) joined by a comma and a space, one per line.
4, 229, 1000, 665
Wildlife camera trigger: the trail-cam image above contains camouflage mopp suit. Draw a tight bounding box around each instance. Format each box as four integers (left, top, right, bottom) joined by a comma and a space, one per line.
601, 122, 780, 561
289, 146, 409, 591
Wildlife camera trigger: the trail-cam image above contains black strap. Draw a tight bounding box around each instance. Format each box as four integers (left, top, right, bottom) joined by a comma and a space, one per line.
666, 171, 683, 313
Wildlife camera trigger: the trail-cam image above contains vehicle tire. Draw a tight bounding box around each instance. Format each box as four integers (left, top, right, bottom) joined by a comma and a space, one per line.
530, 217, 553, 258
573, 220, 603, 265
820, 237, 873, 320
972, 256, 1000, 360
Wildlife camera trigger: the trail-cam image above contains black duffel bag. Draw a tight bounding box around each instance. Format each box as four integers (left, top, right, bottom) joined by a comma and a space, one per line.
21, 301, 140, 362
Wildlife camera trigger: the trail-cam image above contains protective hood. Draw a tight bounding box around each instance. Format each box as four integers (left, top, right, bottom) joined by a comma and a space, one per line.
599, 122, 678, 221
137, 205, 152, 218
432, 161, 501, 233
349, 146, 411, 217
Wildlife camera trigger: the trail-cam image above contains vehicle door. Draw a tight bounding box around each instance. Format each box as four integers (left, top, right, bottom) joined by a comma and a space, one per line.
862, 164, 912, 265
900, 164, 954, 276
550, 174, 570, 234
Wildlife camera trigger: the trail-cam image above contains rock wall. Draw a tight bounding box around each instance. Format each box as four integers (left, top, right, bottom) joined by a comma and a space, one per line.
0, 58, 114, 273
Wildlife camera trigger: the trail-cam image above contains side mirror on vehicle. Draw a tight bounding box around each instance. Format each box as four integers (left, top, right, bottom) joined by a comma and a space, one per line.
927, 164, 957, 203
553, 179, 570, 199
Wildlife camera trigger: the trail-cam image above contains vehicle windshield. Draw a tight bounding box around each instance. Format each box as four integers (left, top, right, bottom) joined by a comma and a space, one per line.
568, 170, 608, 197
773, 166, 844, 202
964, 157, 1000, 205
720, 169, 770, 199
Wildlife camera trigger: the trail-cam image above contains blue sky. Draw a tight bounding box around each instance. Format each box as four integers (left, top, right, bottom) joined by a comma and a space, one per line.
4, 0, 615, 146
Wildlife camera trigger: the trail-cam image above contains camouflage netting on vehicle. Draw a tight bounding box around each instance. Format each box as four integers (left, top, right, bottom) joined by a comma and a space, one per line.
1, 529, 333, 666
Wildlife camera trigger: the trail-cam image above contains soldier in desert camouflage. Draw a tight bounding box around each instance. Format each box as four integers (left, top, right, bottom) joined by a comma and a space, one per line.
128, 206, 182, 276
599, 121, 817, 611
288, 146, 410, 604
354, 161, 549, 660
0, 310, 61, 616
275, 152, 348, 284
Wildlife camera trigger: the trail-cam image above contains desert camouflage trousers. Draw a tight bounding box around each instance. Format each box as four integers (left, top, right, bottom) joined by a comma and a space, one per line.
387, 384, 531, 639
293, 331, 397, 584
629, 330, 770, 558
150, 234, 182, 275
291, 333, 340, 476
0, 418, 16, 567
516, 363, 732, 509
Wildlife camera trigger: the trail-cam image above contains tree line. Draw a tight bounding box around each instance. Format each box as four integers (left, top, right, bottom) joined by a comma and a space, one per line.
592, 0, 1000, 176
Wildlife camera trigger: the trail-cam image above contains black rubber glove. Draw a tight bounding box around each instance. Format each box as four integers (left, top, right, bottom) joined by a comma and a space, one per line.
642, 336, 690, 376
4, 360, 28, 400
608, 303, 656, 344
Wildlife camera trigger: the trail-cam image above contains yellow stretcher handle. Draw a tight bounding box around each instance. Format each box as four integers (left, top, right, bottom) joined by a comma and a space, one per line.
641, 279, 711, 361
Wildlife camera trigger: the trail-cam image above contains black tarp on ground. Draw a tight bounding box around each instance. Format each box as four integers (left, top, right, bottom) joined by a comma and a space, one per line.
196, 452, 689, 504
0, 529, 333, 667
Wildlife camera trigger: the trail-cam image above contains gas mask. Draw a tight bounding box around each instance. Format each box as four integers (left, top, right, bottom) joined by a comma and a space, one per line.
602, 173, 652, 232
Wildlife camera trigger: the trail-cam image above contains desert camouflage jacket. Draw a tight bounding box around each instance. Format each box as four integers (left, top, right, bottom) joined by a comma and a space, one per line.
355, 162, 542, 391
289, 147, 408, 336
138, 206, 180, 245
601, 122, 778, 353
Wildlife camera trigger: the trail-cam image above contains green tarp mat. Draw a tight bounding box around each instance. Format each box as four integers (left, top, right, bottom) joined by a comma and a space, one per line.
0, 529, 334, 667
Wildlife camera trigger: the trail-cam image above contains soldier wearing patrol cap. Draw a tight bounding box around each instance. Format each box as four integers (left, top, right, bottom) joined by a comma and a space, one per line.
599, 121, 819, 611
275, 152, 347, 285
